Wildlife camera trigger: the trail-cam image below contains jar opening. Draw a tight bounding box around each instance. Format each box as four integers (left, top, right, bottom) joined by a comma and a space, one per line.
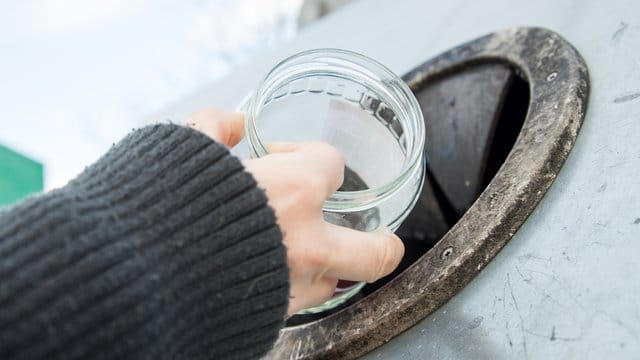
244, 49, 425, 213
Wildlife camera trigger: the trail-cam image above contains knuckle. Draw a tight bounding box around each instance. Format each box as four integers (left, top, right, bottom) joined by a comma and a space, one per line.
286, 251, 306, 273
286, 241, 331, 273
291, 171, 328, 204
305, 245, 332, 271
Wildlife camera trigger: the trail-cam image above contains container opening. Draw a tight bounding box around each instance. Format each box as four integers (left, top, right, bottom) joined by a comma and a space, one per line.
286, 63, 530, 327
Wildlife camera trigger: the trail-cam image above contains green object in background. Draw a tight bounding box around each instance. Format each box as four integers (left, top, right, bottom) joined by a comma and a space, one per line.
0, 144, 44, 207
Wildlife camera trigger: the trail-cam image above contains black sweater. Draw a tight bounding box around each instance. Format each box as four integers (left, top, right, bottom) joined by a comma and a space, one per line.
0, 124, 289, 359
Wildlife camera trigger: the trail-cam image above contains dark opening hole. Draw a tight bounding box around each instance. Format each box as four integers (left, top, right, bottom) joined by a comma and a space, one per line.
424, 166, 461, 228
285, 68, 531, 327
482, 74, 529, 186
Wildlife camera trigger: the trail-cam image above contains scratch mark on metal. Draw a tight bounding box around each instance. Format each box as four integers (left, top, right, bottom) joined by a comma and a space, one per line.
515, 265, 532, 283
505, 323, 514, 348
517, 252, 551, 264
606, 162, 630, 170
502, 279, 507, 309
591, 241, 614, 248
540, 291, 564, 309
468, 316, 484, 329
613, 91, 640, 104
597, 310, 639, 340
526, 328, 582, 342
612, 22, 628, 41
507, 273, 529, 359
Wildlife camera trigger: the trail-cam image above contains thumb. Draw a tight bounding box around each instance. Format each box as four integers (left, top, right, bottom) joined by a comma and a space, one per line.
186, 109, 245, 147
324, 224, 405, 283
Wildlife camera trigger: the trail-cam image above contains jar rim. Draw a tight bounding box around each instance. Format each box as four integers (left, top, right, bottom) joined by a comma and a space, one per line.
244, 48, 425, 212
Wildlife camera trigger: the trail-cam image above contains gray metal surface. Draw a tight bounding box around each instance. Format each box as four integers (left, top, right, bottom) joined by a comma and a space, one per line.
148, 0, 640, 358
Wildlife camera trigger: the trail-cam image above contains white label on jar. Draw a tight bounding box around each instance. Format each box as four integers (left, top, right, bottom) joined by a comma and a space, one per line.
321, 99, 403, 189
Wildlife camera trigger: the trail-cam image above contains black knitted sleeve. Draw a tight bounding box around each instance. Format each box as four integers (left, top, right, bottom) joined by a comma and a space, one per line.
0, 124, 289, 360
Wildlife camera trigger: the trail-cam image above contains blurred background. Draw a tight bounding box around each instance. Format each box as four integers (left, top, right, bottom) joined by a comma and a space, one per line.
0, 0, 352, 204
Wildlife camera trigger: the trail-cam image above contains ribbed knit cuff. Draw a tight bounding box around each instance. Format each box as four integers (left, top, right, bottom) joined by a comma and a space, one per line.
0, 124, 289, 359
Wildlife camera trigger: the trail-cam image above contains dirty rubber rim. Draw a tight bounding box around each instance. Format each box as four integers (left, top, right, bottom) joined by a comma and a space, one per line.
266, 27, 590, 360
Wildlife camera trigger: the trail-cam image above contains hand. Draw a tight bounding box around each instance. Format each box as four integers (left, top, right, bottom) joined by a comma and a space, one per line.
187, 109, 405, 315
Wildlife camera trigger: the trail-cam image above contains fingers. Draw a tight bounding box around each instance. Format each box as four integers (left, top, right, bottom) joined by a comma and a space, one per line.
186, 108, 244, 147
287, 277, 337, 315
323, 223, 405, 283
264, 142, 299, 153
265, 141, 345, 194
243, 135, 400, 314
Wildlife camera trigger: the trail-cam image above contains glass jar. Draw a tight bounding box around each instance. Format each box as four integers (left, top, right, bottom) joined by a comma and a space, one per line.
240, 49, 425, 313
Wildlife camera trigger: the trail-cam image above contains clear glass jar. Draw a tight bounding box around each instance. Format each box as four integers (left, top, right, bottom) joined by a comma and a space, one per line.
240, 49, 425, 313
